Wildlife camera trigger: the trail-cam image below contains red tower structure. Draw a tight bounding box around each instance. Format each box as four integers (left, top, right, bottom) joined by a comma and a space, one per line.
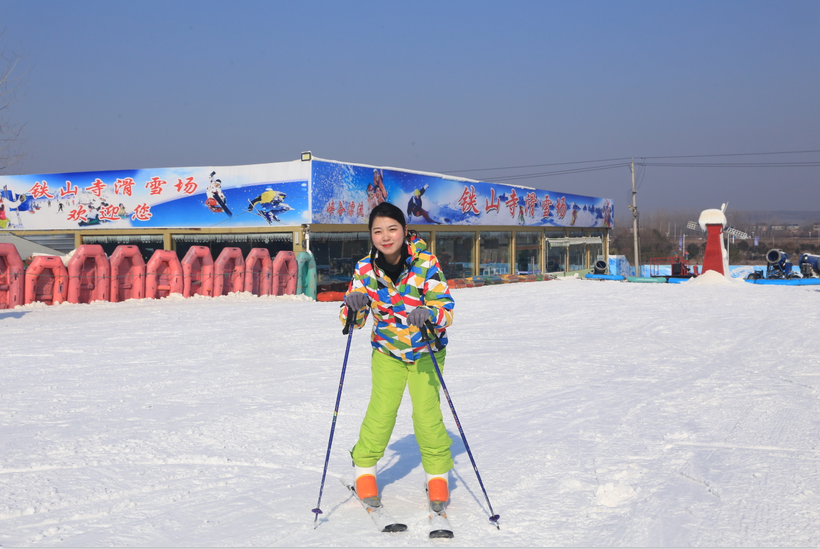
698, 206, 728, 276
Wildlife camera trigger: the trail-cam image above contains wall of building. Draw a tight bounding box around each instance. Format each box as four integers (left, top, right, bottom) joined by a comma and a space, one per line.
307, 224, 608, 291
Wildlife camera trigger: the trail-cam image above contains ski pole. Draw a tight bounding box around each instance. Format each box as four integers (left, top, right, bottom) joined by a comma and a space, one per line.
311, 306, 358, 528
421, 320, 500, 528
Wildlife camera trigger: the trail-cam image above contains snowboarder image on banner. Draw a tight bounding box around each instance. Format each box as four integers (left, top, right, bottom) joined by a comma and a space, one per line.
206, 171, 232, 216
340, 202, 455, 530
406, 184, 441, 224
77, 204, 102, 227
247, 187, 292, 223
366, 169, 387, 210
1, 185, 35, 227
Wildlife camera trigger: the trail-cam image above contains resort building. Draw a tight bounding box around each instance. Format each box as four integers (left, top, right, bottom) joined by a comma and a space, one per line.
0, 154, 614, 290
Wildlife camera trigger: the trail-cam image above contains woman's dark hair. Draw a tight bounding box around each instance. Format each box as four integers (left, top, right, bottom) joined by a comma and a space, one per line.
368, 202, 406, 230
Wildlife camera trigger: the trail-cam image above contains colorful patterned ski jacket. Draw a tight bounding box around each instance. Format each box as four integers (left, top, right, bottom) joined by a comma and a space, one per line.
340, 234, 454, 363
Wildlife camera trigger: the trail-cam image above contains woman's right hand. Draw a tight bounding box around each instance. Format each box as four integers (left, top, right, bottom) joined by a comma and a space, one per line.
345, 291, 370, 311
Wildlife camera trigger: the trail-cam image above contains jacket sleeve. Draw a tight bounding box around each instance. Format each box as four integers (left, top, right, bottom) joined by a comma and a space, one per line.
339, 261, 371, 330
421, 257, 454, 330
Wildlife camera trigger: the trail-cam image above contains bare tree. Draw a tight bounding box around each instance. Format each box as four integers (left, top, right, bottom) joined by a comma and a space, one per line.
0, 30, 27, 172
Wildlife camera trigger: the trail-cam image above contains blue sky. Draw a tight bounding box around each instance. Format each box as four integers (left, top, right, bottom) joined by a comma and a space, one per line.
2, 0, 818, 214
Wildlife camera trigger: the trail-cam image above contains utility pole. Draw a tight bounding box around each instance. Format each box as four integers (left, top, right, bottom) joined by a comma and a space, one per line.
629, 160, 640, 275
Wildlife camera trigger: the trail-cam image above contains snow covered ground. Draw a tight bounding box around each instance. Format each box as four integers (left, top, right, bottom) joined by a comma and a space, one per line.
2, 278, 820, 546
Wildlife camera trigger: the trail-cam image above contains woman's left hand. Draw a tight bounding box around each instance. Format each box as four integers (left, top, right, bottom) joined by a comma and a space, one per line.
407, 307, 433, 328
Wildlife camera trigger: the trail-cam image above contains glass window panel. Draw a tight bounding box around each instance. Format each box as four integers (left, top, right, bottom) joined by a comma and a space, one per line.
515, 231, 541, 274
588, 230, 604, 259
569, 244, 586, 271
85, 235, 165, 262
546, 243, 565, 273
589, 230, 605, 265
590, 242, 603, 262
435, 232, 475, 280
479, 231, 510, 275
170, 232, 295, 270
312, 233, 372, 290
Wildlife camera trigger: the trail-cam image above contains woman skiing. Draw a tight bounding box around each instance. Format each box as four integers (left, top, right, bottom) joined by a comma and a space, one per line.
341, 201, 455, 512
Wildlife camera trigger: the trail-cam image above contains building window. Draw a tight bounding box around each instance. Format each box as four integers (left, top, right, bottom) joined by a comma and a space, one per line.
545, 230, 567, 273
546, 242, 566, 273
568, 243, 586, 271
83, 234, 164, 262
172, 233, 293, 266
435, 232, 475, 280
311, 232, 371, 290
588, 231, 604, 266
515, 232, 541, 274
414, 231, 431, 247
479, 231, 510, 275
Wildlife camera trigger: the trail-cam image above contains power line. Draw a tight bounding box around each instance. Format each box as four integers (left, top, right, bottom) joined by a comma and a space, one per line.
441, 157, 634, 174
473, 159, 819, 185
643, 149, 820, 160
636, 159, 647, 191
643, 161, 820, 168
488, 163, 631, 182
439, 149, 820, 178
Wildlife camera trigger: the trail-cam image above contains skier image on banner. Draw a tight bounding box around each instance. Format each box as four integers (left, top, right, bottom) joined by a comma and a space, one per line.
366, 169, 387, 210
603, 200, 612, 228
0, 201, 8, 229
340, 202, 455, 533
206, 172, 232, 216
247, 187, 292, 224
406, 184, 441, 224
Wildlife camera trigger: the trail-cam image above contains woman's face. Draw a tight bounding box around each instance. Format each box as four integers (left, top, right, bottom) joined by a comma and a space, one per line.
370, 215, 406, 263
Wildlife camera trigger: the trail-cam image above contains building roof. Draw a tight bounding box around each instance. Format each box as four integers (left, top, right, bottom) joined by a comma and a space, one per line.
0, 233, 65, 260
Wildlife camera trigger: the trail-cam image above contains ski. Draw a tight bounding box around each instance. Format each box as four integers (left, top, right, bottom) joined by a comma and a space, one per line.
213, 193, 232, 217
248, 199, 272, 225
340, 478, 407, 533
429, 509, 454, 539
425, 483, 454, 539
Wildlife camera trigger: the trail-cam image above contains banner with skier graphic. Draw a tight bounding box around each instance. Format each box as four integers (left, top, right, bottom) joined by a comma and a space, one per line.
0, 157, 613, 231
0, 161, 310, 230
310, 160, 613, 228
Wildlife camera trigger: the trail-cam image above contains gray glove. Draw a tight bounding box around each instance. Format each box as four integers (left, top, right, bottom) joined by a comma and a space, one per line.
407, 307, 434, 328
345, 292, 370, 311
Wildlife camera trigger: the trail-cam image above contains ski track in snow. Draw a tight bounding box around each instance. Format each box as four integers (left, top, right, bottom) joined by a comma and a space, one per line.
1, 281, 820, 546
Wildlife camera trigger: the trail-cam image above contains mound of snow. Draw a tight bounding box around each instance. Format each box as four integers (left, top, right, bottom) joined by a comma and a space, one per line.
685, 270, 731, 285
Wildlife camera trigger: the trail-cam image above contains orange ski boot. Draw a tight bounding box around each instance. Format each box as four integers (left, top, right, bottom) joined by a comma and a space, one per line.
355, 465, 380, 508
426, 473, 449, 513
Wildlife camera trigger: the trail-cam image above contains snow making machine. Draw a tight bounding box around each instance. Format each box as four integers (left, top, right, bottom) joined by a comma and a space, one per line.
798, 253, 820, 279
755, 250, 820, 280
763, 249, 797, 279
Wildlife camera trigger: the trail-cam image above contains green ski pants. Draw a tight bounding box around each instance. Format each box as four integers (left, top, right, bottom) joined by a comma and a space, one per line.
351, 348, 453, 475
